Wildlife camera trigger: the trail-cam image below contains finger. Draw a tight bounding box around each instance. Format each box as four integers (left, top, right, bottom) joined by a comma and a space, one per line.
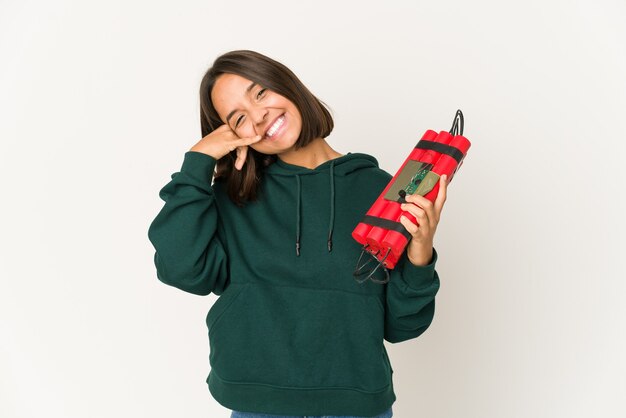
404, 192, 433, 210
235, 146, 248, 170
401, 203, 432, 237
434, 174, 448, 217
234, 147, 241, 169
404, 193, 435, 223
226, 134, 261, 153
399, 215, 419, 236
400, 202, 427, 224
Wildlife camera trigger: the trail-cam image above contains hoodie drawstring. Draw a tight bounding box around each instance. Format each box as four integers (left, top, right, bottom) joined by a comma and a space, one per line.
294, 160, 336, 256
327, 161, 335, 252
295, 174, 301, 256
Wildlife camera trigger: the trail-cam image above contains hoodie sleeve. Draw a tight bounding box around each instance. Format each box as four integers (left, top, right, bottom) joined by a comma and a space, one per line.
147, 151, 229, 296
384, 248, 440, 343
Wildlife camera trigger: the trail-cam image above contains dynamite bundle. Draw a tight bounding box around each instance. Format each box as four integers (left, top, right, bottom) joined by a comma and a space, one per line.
353, 110, 471, 283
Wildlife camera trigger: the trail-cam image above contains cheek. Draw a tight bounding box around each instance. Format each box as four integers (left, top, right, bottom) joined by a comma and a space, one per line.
289, 108, 303, 130
235, 124, 256, 138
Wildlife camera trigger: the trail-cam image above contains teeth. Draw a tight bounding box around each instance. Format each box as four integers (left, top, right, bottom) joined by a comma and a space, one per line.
266, 115, 285, 138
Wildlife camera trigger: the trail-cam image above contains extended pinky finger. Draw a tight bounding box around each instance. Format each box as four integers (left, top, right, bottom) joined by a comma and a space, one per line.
235, 146, 248, 170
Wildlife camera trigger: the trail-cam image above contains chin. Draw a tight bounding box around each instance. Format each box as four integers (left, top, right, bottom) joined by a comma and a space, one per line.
252, 137, 299, 156
248, 145, 281, 156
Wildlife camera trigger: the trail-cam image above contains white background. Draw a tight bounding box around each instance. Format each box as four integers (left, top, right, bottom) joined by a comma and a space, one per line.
1, 1, 625, 417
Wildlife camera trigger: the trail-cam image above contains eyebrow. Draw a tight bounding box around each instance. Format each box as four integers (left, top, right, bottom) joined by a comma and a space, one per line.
226, 81, 257, 125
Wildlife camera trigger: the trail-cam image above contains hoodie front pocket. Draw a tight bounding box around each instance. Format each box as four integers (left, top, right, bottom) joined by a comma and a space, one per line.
207, 284, 390, 393
206, 283, 247, 332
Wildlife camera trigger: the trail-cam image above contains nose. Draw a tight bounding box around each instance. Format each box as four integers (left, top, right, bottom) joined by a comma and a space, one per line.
250, 105, 268, 132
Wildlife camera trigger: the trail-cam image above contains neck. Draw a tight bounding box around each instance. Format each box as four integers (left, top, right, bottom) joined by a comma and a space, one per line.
277, 137, 343, 169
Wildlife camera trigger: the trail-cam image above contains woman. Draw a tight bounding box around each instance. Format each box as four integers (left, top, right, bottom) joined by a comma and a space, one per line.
147, 50, 447, 418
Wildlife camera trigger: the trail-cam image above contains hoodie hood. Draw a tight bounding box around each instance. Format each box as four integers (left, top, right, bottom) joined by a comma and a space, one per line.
265, 152, 379, 177
264, 152, 379, 256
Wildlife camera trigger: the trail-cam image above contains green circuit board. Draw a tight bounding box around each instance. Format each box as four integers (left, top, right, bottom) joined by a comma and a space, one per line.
384, 160, 440, 202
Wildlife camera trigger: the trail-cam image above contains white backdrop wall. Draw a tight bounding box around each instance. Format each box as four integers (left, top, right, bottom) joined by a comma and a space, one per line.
1, 1, 624, 417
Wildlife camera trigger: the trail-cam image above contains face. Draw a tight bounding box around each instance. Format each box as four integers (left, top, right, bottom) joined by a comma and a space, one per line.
211, 73, 303, 155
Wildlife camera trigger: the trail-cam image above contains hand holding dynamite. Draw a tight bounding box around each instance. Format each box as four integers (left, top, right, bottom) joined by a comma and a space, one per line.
352, 110, 471, 283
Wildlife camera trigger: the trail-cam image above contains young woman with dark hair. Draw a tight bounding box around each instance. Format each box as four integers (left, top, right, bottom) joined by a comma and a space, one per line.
148, 50, 447, 418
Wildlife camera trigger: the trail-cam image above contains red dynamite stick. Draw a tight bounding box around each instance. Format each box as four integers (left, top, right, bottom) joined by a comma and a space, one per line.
407, 130, 439, 160
352, 110, 471, 278
352, 130, 437, 246
382, 133, 470, 264
401, 130, 453, 225
422, 135, 471, 201
351, 202, 387, 245
365, 201, 400, 254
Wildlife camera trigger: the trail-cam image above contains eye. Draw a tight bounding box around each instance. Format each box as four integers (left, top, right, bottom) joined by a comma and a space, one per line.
234, 115, 244, 128
256, 88, 267, 100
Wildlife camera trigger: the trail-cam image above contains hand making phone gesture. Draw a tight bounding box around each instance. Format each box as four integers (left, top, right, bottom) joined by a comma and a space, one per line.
190, 124, 263, 170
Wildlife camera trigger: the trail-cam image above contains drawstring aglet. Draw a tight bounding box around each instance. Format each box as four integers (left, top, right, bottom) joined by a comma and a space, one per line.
296, 241, 301, 256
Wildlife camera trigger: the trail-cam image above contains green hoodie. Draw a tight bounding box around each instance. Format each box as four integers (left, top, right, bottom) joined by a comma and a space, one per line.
147, 151, 440, 416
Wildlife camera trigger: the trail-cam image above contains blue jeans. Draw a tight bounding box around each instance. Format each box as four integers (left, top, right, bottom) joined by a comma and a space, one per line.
230, 406, 393, 418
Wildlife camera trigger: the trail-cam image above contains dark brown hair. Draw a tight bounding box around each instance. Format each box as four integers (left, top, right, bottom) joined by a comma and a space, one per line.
199, 50, 334, 206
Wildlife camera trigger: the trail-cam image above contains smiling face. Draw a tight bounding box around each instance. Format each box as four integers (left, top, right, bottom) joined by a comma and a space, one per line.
210, 73, 303, 156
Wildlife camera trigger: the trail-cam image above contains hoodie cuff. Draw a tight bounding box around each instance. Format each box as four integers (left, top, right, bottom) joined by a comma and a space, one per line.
181, 151, 218, 184
401, 247, 438, 289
